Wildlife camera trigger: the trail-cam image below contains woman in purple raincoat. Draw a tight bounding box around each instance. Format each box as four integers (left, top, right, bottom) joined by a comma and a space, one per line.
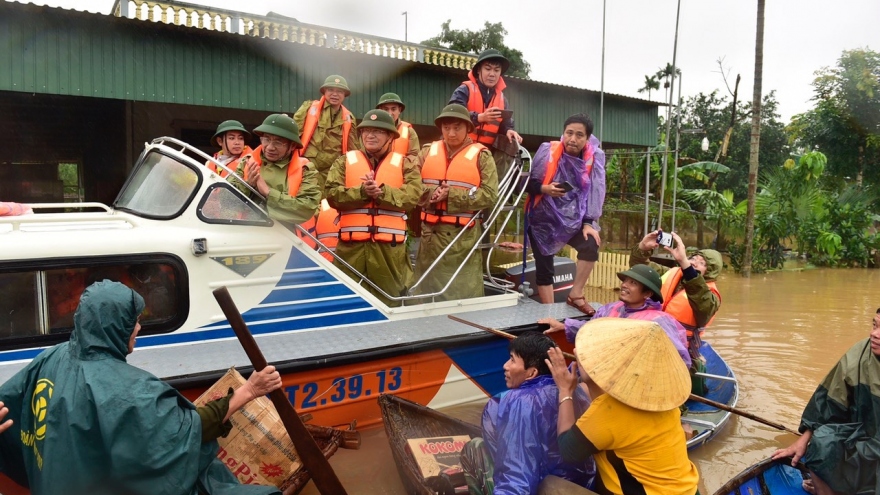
526, 114, 606, 314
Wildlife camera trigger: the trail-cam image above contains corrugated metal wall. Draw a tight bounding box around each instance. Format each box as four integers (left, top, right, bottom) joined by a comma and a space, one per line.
0, 2, 657, 147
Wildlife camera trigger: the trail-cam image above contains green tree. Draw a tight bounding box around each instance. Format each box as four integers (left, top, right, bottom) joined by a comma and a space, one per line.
422, 20, 531, 79
673, 91, 787, 201
637, 74, 660, 101
788, 48, 880, 187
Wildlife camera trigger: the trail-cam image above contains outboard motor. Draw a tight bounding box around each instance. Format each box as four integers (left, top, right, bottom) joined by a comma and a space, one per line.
504, 257, 577, 303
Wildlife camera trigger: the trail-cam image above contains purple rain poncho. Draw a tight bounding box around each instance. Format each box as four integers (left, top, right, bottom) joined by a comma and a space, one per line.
481, 375, 595, 494
562, 299, 691, 367
527, 135, 606, 257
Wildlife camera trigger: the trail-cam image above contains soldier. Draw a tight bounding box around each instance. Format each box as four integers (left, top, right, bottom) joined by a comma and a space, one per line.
324, 110, 422, 306
293, 75, 359, 191
413, 104, 499, 301
234, 114, 320, 233
206, 120, 253, 178
376, 92, 420, 158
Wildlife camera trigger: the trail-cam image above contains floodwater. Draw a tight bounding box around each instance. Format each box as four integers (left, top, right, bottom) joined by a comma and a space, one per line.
302, 267, 880, 494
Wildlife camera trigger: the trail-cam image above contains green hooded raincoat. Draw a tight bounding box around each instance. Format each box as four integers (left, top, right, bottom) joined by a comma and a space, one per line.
0, 281, 279, 495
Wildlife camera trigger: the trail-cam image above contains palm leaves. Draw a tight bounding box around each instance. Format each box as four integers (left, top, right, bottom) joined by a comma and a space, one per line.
638, 75, 660, 101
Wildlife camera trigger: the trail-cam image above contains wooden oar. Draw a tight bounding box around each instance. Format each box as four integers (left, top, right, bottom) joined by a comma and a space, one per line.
214, 287, 348, 495
448, 315, 801, 437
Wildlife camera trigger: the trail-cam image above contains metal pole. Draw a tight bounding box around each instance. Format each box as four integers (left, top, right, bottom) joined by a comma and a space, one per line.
657, 0, 681, 230
599, 0, 606, 142
644, 148, 651, 237
671, 72, 682, 233
401, 11, 408, 42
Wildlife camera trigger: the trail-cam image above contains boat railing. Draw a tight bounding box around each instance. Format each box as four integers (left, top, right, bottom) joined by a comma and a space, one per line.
483, 147, 532, 291
407, 147, 526, 300
0, 203, 135, 232
111, 0, 478, 70
151, 137, 271, 218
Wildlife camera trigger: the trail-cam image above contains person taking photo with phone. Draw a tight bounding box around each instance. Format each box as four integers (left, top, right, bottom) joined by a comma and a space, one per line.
525, 114, 606, 315
628, 230, 723, 394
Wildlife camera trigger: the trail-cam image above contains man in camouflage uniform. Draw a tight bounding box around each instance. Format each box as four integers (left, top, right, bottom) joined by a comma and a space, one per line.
293, 75, 359, 191
413, 104, 498, 301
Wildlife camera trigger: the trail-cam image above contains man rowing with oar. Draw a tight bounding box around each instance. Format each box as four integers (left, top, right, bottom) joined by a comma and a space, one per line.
0, 280, 283, 495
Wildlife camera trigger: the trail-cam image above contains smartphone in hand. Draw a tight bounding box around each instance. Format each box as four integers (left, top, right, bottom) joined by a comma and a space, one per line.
657, 230, 674, 247
560, 181, 575, 193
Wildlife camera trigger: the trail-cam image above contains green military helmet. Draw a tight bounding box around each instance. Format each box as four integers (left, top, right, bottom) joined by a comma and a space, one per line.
320, 75, 351, 97
210, 120, 250, 146
472, 48, 510, 75
253, 114, 303, 147
434, 103, 475, 134
616, 264, 664, 303
357, 109, 400, 139
375, 92, 405, 112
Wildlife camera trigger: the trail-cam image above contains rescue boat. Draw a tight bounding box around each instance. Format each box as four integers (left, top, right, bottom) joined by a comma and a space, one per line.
0, 137, 584, 430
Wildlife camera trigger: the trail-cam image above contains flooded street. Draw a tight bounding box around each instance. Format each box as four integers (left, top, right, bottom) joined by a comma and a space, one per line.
690, 267, 880, 492
303, 267, 880, 494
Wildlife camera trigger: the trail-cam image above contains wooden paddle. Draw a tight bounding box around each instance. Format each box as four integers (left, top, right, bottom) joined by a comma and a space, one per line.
213, 287, 348, 495
447, 315, 802, 436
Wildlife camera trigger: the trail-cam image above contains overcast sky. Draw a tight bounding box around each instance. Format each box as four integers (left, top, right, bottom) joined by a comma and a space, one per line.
16, 0, 880, 122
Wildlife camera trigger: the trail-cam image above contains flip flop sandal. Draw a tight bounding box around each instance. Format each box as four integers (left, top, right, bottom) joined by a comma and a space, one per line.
566, 296, 596, 316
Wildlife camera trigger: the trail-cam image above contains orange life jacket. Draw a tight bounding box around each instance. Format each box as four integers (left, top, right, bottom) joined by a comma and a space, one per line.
337, 150, 408, 244
463, 72, 506, 146
315, 199, 339, 261
530, 141, 595, 209
300, 97, 354, 154
420, 141, 484, 226
206, 146, 254, 178
245, 145, 317, 247
392, 121, 412, 156
660, 267, 722, 336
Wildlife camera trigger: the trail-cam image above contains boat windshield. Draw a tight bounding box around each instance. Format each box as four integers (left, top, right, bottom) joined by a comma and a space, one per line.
116, 151, 199, 218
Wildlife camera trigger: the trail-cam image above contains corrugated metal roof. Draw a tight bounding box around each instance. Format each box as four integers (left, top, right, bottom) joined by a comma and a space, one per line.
0, 1, 658, 146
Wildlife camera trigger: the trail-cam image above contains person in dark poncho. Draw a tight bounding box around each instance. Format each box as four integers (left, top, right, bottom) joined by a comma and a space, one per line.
772, 308, 880, 495
0, 280, 283, 495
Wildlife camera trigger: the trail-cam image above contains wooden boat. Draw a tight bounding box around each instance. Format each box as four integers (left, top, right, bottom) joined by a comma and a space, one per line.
712, 457, 810, 495
379, 394, 481, 495
379, 342, 738, 493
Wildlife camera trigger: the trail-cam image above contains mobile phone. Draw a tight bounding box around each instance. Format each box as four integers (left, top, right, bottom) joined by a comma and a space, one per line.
560, 181, 575, 193
499, 109, 513, 120
657, 230, 674, 247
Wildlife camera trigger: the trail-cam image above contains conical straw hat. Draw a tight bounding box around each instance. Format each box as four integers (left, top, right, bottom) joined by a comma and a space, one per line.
574, 318, 691, 412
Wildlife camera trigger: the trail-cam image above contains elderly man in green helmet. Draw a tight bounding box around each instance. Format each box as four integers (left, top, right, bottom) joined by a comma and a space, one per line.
293, 75, 359, 191
207, 120, 253, 178
629, 230, 723, 361
413, 104, 499, 301
449, 49, 523, 177
376, 92, 420, 158
325, 109, 422, 306
233, 114, 320, 226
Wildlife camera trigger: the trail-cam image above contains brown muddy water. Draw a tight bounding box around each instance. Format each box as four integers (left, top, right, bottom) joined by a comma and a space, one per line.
302, 267, 880, 494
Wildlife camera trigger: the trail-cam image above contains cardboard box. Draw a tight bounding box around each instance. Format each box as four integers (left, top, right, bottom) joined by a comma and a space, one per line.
405, 435, 471, 479
194, 368, 300, 490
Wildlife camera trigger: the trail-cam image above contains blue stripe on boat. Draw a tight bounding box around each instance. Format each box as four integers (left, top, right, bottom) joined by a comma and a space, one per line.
261, 283, 355, 303
445, 339, 509, 396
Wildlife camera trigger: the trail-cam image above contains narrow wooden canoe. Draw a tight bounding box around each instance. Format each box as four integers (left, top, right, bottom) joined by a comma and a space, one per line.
379, 394, 481, 495
712, 457, 810, 495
